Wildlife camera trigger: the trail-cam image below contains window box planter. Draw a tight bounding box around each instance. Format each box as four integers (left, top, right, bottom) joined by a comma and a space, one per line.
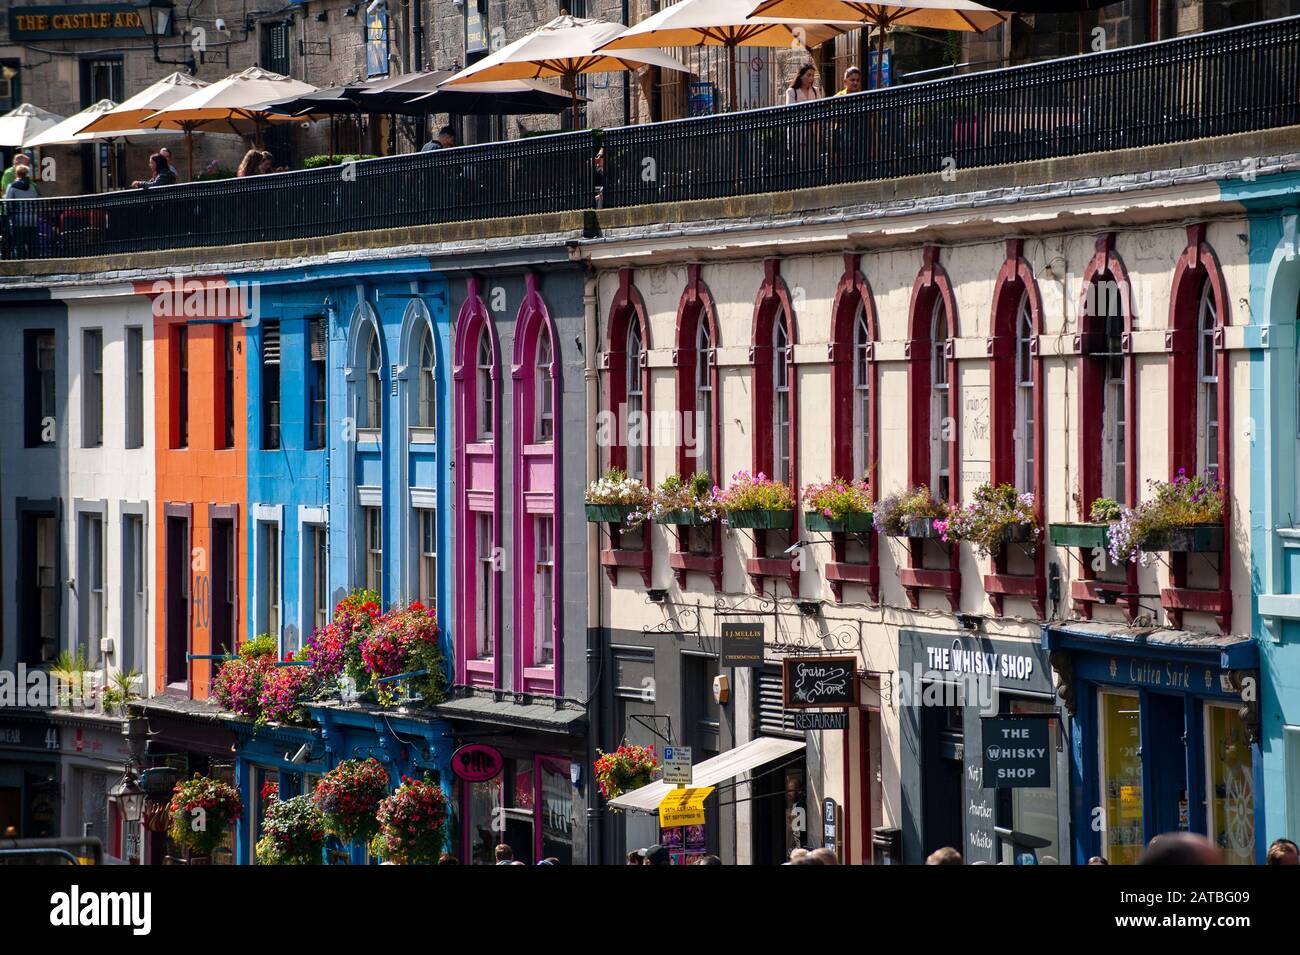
1000, 523, 1040, 545
1049, 522, 1110, 549
1140, 524, 1224, 553
805, 510, 874, 533
726, 508, 794, 530
657, 508, 716, 527
586, 504, 637, 523
885, 517, 944, 539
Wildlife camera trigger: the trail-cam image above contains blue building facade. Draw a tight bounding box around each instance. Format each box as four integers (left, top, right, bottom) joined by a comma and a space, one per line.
1221, 171, 1300, 850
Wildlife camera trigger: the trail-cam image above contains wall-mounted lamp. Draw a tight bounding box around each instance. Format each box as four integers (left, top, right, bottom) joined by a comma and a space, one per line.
957, 613, 982, 631
647, 588, 668, 603
796, 600, 820, 617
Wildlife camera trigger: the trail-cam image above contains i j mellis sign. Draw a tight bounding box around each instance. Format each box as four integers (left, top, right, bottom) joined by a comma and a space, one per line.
782, 656, 858, 709
452, 743, 504, 782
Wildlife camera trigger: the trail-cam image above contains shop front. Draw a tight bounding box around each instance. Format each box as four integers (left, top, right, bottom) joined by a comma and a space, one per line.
897, 628, 1068, 865
0, 710, 61, 839
1043, 622, 1259, 865
52, 710, 132, 861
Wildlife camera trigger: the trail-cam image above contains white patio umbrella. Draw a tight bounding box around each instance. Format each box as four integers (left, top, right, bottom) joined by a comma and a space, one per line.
140, 67, 318, 174
747, 0, 1009, 88
24, 99, 183, 147
597, 0, 862, 110
443, 15, 690, 126
0, 104, 65, 149
80, 72, 209, 134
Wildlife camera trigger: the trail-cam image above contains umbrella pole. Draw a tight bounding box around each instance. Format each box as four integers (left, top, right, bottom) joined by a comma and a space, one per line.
185, 127, 194, 180
570, 71, 581, 130
728, 43, 737, 112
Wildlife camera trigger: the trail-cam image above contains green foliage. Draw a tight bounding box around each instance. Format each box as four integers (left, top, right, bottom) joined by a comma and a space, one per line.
1089, 497, 1122, 523
302, 154, 377, 169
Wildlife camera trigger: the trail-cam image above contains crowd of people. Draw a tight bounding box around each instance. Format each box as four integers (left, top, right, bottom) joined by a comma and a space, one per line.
922, 835, 1300, 866
782, 63, 864, 105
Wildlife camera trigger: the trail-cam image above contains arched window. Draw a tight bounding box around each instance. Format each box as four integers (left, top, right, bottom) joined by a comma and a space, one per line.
853, 303, 871, 481
626, 321, 644, 479
931, 300, 950, 500
1015, 293, 1035, 492
695, 320, 714, 479
773, 310, 791, 486
1197, 281, 1219, 482
365, 327, 383, 430
477, 328, 494, 442
1099, 278, 1127, 504
535, 325, 554, 442
417, 324, 436, 432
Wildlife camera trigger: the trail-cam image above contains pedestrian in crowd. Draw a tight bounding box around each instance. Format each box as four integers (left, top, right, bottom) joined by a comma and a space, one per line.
2, 151, 31, 193
237, 149, 263, 177
421, 125, 456, 152
788, 847, 809, 864
2, 163, 36, 259
1138, 832, 1222, 865
626, 849, 643, 865
132, 153, 177, 188
926, 846, 963, 865
639, 844, 670, 866
834, 66, 862, 96
536, 856, 560, 865
159, 146, 179, 179
1086, 856, 1109, 865
808, 847, 840, 865
437, 853, 461, 865
691, 854, 722, 865
784, 64, 820, 105
259, 151, 275, 174
1267, 838, 1299, 865
494, 843, 515, 865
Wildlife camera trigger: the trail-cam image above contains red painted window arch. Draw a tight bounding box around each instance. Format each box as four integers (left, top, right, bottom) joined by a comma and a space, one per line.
600, 268, 652, 585
1164, 224, 1232, 630
986, 239, 1046, 617
512, 273, 562, 692
902, 246, 961, 610
453, 276, 501, 687
670, 265, 723, 590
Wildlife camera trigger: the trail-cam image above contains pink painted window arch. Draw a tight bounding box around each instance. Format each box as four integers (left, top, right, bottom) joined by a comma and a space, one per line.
512, 273, 561, 693
453, 277, 502, 687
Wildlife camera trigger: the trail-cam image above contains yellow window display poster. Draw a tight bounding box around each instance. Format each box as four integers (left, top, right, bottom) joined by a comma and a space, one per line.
1100, 691, 1143, 865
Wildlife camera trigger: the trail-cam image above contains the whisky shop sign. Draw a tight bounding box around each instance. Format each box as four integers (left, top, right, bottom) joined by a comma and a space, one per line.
10, 4, 148, 41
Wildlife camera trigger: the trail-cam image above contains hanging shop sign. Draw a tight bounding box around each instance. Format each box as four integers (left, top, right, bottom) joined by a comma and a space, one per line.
783, 656, 857, 709
451, 743, 504, 782
794, 711, 848, 731
719, 622, 764, 668
981, 717, 1051, 788
9, 4, 146, 41
658, 786, 714, 827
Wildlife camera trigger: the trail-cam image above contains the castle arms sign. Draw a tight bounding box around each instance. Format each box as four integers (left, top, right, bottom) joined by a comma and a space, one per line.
9, 4, 147, 41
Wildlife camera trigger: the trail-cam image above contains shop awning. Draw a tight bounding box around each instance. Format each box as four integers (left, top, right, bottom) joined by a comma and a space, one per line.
1041, 621, 1257, 670
607, 736, 806, 813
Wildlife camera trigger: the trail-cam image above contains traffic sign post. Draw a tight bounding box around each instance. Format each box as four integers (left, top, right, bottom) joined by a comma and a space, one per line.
662, 745, 692, 786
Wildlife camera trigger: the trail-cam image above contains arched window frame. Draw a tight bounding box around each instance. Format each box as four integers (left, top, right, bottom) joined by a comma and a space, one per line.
365, 326, 383, 432
930, 299, 951, 501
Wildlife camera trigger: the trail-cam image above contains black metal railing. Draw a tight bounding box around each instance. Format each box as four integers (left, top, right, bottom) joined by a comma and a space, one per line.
601, 14, 1300, 207
3, 129, 596, 260
4, 15, 1300, 261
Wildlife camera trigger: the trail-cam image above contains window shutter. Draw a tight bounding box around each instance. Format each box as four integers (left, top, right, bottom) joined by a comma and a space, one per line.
391, 363, 398, 397
757, 668, 801, 740
263, 323, 281, 365
309, 318, 327, 361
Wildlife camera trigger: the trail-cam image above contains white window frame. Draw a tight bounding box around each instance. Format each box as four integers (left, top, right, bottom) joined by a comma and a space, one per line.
83, 328, 103, 448
535, 325, 554, 444
477, 328, 494, 442
312, 523, 329, 634
126, 326, 144, 450
625, 322, 644, 480
852, 304, 870, 482
418, 324, 436, 433
366, 328, 383, 431
1015, 293, 1035, 493
475, 513, 493, 659
418, 508, 437, 612
696, 320, 713, 478
773, 312, 791, 486
931, 300, 950, 501
1100, 285, 1127, 505
260, 521, 281, 643
83, 513, 105, 663
1197, 282, 1219, 482
364, 506, 383, 595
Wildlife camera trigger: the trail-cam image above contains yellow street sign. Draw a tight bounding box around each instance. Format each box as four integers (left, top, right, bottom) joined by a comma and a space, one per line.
658, 786, 714, 827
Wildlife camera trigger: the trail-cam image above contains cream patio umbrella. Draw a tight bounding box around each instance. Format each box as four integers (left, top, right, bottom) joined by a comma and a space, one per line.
443, 15, 691, 127
747, 0, 1008, 88
80, 72, 209, 134
25, 99, 181, 188
139, 67, 318, 176
597, 0, 861, 110
0, 104, 65, 149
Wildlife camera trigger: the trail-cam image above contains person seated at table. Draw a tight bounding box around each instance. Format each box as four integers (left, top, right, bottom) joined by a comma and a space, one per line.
421, 126, 456, 152
834, 66, 862, 96
237, 149, 263, 177
259, 151, 275, 174
159, 147, 180, 179
784, 64, 820, 105
132, 153, 177, 188
593, 147, 605, 207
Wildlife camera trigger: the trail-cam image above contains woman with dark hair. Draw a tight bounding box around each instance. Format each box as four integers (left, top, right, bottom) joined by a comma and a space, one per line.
236, 149, 263, 178
259, 151, 275, 174
784, 64, 820, 105
132, 153, 177, 188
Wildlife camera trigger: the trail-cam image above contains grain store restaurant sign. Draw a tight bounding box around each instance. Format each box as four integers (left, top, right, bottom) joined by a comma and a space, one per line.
896, 628, 1067, 865
9, 5, 147, 41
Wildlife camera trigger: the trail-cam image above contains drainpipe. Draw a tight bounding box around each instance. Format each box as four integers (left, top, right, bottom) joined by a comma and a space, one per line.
621, 0, 630, 126
583, 269, 603, 864
412, 0, 424, 70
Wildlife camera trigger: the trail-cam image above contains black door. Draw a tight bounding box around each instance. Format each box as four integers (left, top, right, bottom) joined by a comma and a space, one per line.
921, 695, 965, 856
1144, 692, 1190, 840
210, 519, 235, 658
165, 516, 190, 686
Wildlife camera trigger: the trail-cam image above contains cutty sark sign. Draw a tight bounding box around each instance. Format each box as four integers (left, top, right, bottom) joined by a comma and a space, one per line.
9, 4, 147, 41
782, 656, 858, 709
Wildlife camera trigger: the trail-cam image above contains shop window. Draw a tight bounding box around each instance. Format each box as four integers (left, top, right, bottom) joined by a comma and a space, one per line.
125, 326, 144, 449
1205, 703, 1254, 864
261, 322, 281, 450
1098, 690, 1142, 865
998, 697, 1060, 864
474, 513, 494, 660
82, 329, 103, 448
24, 330, 56, 447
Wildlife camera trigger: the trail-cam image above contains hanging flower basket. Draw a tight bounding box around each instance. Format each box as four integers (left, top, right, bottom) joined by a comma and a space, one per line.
255, 794, 327, 865
715, 471, 796, 530
593, 742, 661, 809
312, 757, 391, 846
802, 478, 873, 533
1139, 524, 1225, 553
586, 503, 638, 523
168, 774, 242, 857
374, 775, 448, 865
585, 468, 652, 524
873, 486, 951, 538
943, 483, 1041, 557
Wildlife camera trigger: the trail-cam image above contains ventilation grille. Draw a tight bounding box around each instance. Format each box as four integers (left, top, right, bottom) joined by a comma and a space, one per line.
309, 318, 327, 361
263, 323, 281, 365
757, 668, 801, 740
